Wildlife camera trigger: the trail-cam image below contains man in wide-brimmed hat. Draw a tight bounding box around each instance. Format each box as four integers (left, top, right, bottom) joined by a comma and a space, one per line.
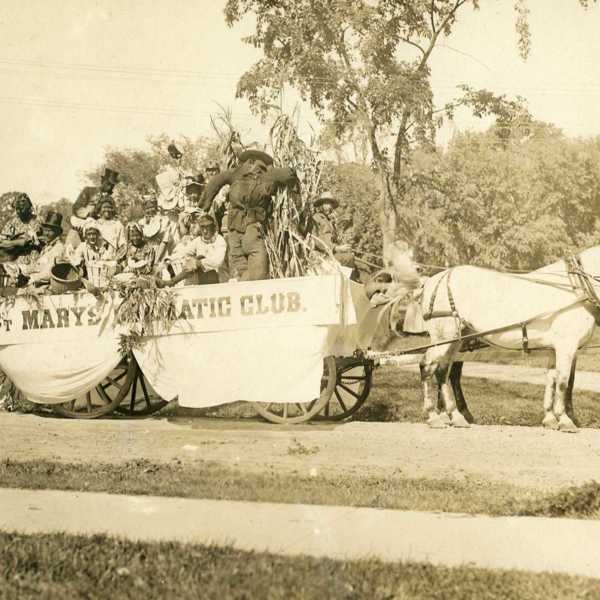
201, 148, 298, 281
312, 190, 358, 280
19, 210, 66, 286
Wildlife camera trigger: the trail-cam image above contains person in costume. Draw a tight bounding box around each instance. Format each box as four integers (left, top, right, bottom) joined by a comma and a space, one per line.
137, 195, 173, 263
201, 149, 298, 281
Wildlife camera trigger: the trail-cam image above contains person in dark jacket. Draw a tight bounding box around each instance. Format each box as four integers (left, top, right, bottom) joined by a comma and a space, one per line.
201, 149, 298, 281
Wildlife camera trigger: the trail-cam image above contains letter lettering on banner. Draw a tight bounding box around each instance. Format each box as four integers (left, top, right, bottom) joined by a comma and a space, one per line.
40, 309, 55, 329
209, 298, 217, 318
179, 300, 193, 321
22, 310, 40, 330
218, 297, 231, 317
287, 292, 301, 312
192, 298, 207, 318
240, 295, 253, 316
255, 294, 269, 315
270, 293, 285, 314
56, 308, 69, 328
87, 307, 101, 326
71, 306, 86, 326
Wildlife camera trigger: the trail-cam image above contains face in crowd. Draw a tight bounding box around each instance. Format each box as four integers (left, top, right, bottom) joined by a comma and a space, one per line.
129, 228, 144, 248
85, 227, 100, 247
100, 178, 115, 194
143, 200, 158, 220
99, 201, 115, 220
15, 195, 33, 221
40, 225, 59, 244
320, 201, 335, 218
199, 220, 216, 243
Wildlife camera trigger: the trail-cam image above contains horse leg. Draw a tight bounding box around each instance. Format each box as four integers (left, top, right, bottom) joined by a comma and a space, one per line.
553, 347, 579, 433
565, 358, 579, 427
542, 352, 558, 430
449, 361, 474, 424
420, 349, 449, 429
435, 344, 470, 428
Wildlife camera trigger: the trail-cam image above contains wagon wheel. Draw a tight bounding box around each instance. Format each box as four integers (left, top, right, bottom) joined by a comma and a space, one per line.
252, 356, 337, 424
114, 358, 168, 417
52, 358, 135, 419
314, 357, 373, 421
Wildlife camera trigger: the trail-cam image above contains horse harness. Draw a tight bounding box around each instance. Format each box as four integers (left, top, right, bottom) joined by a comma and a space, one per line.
421, 255, 600, 354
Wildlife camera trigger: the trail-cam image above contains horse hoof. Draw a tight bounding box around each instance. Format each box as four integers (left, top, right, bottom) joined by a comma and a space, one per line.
462, 410, 475, 424
427, 415, 447, 429
451, 411, 471, 428
558, 415, 579, 433
542, 414, 559, 430
438, 412, 451, 425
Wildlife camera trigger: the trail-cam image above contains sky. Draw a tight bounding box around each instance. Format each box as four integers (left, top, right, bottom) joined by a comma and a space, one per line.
1, 0, 599, 204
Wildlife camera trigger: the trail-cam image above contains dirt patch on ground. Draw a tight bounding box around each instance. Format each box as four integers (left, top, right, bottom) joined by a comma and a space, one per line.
3, 412, 600, 491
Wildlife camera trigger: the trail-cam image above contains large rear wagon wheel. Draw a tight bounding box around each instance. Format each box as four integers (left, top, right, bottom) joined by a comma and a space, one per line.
252, 356, 337, 424
52, 359, 135, 419
314, 357, 373, 421
114, 358, 168, 417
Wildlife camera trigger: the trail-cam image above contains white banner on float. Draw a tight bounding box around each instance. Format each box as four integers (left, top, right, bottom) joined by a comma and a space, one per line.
0, 274, 349, 344
165, 274, 346, 336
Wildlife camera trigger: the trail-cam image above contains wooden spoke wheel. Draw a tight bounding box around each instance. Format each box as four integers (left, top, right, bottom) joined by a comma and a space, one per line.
52, 359, 135, 419
314, 357, 373, 421
114, 359, 168, 417
252, 356, 337, 424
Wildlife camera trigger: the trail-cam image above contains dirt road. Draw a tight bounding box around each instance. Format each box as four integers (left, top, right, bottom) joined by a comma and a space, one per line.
3, 412, 600, 490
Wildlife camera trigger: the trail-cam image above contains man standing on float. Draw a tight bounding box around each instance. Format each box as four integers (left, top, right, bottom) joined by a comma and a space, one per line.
201, 150, 299, 281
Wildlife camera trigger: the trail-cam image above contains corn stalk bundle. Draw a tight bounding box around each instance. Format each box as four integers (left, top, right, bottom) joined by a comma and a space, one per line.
267, 112, 322, 278
210, 105, 244, 171
112, 277, 178, 355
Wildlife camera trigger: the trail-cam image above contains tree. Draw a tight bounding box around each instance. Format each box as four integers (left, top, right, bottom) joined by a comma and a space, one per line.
225, 0, 595, 263
408, 123, 600, 270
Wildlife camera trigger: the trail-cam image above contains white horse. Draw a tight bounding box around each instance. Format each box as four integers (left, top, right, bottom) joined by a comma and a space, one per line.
417, 249, 600, 432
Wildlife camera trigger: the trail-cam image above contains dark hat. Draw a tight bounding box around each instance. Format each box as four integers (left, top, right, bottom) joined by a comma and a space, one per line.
238, 149, 273, 166
314, 191, 339, 209
198, 214, 216, 228
102, 168, 119, 184
42, 210, 63, 232
185, 181, 204, 196
168, 143, 183, 159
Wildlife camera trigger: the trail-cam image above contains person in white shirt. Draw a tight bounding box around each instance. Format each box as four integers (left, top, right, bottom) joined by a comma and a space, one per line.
69, 220, 118, 289
95, 199, 126, 258
165, 214, 226, 286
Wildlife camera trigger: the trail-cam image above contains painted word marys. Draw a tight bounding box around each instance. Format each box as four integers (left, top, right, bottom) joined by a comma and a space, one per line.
17, 291, 304, 331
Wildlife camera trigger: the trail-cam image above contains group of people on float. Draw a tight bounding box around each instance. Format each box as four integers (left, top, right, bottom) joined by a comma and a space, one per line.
0, 143, 356, 292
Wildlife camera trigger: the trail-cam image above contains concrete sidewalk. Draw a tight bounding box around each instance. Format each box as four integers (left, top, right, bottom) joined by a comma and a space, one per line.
1, 488, 599, 578
400, 362, 600, 392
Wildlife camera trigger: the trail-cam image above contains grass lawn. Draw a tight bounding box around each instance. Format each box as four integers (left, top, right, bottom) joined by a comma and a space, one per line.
2, 459, 600, 519
1, 531, 599, 600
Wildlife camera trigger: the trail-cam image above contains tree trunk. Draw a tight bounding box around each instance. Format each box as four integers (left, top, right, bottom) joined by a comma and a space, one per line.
378, 173, 414, 268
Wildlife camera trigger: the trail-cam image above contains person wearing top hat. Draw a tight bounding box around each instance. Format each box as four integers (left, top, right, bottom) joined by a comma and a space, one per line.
201, 149, 299, 281
75, 168, 119, 214
19, 210, 65, 286
312, 191, 358, 280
